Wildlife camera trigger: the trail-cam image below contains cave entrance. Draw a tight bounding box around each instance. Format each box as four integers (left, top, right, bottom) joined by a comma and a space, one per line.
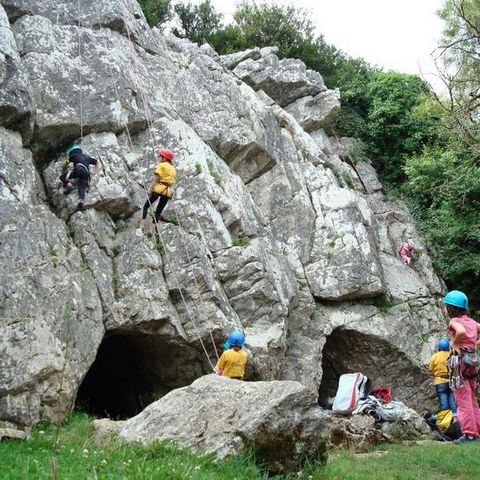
317, 328, 431, 411
75, 333, 207, 419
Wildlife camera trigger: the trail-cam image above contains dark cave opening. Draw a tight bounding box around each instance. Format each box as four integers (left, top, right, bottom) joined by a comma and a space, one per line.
75, 333, 207, 419
317, 327, 431, 411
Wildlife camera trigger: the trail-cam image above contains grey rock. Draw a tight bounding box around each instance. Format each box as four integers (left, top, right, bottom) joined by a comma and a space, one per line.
0, 5, 33, 139
0, 427, 29, 440
285, 89, 341, 132
325, 411, 430, 452
0, 0, 448, 434
233, 53, 326, 107
3, 0, 161, 53
119, 375, 329, 473
220, 47, 261, 70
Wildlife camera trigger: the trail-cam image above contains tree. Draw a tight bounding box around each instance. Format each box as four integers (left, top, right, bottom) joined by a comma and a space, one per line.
173, 0, 222, 45
403, 0, 480, 307
138, 0, 173, 27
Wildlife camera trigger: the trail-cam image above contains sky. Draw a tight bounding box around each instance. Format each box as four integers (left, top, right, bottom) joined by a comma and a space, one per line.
203, 0, 447, 90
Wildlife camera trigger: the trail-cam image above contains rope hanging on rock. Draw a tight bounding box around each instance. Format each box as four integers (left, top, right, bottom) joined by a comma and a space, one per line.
109, 7, 220, 367
77, 0, 84, 140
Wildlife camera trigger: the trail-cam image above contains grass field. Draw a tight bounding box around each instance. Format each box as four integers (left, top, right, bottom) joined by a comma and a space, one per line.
2, 413, 480, 479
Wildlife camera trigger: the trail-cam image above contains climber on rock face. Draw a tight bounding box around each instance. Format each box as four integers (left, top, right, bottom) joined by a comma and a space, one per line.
60, 144, 98, 210
215, 330, 247, 380
140, 148, 176, 233
399, 239, 414, 265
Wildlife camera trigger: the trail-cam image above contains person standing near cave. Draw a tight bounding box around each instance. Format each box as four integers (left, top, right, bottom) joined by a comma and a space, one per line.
444, 290, 480, 443
215, 331, 247, 380
428, 338, 457, 414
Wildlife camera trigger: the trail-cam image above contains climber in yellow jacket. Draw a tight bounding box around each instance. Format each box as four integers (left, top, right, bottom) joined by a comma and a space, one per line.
428, 338, 457, 413
215, 331, 247, 380
140, 148, 176, 232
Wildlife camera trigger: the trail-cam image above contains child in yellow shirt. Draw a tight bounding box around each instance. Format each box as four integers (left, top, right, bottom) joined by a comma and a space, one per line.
215, 331, 247, 380
428, 338, 457, 413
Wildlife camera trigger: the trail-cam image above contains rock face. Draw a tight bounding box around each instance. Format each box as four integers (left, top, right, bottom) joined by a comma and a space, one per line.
0, 0, 446, 431
118, 375, 329, 473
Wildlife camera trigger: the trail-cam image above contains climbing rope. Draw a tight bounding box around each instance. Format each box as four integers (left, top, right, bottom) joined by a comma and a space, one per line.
77, 0, 84, 140
106, 14, 220, 368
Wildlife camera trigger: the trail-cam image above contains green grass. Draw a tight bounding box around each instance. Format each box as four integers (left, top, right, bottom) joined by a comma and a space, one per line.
0, 413, 274, 480
313, 442, 480, 480
3, 413, 480, 480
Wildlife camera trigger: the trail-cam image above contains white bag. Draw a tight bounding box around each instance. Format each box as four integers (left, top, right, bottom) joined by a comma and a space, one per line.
332, 373, 370, 414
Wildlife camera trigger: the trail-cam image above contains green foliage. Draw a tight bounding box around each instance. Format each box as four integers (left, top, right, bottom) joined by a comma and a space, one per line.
345, 71, 439, 185
138, 0, 173, 27
404, 146, 480, 302
65, 222, 75, 240
173, 0, 222, 44
207, 159, 223, 186
111, 270, 120, 289
232, 236, 250, 247
165, 212, 179, 226
195, 162, 203, 174
48, 243, 59, 259
156, 242, 165, 256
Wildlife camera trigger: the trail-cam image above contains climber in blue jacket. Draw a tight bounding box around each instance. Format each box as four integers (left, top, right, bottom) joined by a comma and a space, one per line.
60, 144, 98, 209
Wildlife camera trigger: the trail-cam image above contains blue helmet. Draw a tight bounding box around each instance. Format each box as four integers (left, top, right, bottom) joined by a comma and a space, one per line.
67, 144, 82, 156
226, 330, 245, 348
443, 290, 469, 310
438, 338, 450, 351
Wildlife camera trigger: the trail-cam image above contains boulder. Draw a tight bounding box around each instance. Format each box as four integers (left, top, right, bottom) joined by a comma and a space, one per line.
119, 375, 329, 473
325, 411, 431, 452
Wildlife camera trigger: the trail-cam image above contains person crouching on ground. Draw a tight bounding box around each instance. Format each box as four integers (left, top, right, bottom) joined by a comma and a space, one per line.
428, 338, 457, 414
444, 290, 480, 443
215, 331, 247, 380
140, 148, 176, 233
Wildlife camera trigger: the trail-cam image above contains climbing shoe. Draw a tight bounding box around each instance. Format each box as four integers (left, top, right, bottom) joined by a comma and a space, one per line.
454, 434, 477, 444
63, 182, 75, 195
77, 201, 85, 211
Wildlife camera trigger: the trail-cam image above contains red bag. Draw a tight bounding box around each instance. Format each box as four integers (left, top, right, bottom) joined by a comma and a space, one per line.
371, 386, 392, 404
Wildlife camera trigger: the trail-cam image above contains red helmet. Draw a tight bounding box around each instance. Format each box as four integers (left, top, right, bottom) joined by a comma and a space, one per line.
158, 148, 175, 162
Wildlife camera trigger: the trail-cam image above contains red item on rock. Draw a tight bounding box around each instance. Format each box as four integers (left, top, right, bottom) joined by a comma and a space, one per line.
371, 386, 392, 404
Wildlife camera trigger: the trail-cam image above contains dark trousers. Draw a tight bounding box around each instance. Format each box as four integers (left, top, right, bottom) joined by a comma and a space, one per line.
436, 382, 457, 413
60, 165, 90, 200
142, 191, 169, 222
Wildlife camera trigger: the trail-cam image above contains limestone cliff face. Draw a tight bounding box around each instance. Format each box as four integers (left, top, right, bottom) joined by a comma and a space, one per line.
0, 0, 446, 427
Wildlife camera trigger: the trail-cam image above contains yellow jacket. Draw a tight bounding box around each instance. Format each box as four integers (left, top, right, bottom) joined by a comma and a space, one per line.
215, 348, 247, 379
428, 351, 450, 385
153, 161, 176, 197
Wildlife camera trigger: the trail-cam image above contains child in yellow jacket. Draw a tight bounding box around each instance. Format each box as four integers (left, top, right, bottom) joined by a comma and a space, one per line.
215, 331, 247, 380
428, 338, 457, 413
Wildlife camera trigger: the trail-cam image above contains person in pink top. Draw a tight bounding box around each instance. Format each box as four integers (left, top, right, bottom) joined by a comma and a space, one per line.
444, 290, 480, 443
399, 239, 414, 265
